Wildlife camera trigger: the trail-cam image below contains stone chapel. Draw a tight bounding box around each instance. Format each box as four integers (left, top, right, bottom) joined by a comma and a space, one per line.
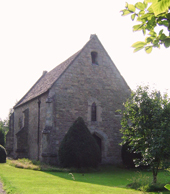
6, 35, 130, 165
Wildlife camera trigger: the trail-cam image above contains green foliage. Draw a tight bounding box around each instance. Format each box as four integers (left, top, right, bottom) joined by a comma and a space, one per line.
0, 145, 6, 163
120, 85, 170, 183
146, 0, 170, 16
165, 183, 170, 190
8, 158, 40, 170
127, 171, 167, 192
127, 172, 150, 191
0, 118, 9, 146
128, 180, 166, 192
0, 128, 5, 146
121, 0, 170, 53
7, 158, 65, 171
58, 117, 100, 168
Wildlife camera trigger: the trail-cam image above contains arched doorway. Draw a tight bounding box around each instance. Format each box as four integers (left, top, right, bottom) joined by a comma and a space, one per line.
93, 134, 102, 162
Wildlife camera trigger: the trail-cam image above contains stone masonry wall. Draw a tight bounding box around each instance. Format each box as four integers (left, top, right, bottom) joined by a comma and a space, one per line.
11, 36, 130, 165
44, 36, 130, 164
13, 93, 48, 160
6, 113, 14, 156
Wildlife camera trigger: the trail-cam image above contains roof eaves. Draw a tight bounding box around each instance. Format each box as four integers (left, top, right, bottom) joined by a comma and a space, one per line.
14, 72, 48, 108
14, 90, 49, 109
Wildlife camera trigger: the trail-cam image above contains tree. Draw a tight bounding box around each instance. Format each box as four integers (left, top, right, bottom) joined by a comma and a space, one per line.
120, 85, 170, 183
0, 129, 5, 147
58, 117, 100, 168
0, 119, 8, 146
121, 0, 170, 53
0, 145, 6, 163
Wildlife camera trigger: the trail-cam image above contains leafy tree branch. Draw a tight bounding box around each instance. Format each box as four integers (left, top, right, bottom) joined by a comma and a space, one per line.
121, 0, 170, 53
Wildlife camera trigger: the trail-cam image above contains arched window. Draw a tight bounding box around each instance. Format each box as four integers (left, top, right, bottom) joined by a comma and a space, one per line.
91, 102, 97, 121
91, 51, 98, 65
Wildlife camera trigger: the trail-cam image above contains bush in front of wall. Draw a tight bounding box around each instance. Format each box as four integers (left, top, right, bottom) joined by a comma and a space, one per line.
0, 145, 7, 163
58, 117, 100, 168
0, 128, 5, 147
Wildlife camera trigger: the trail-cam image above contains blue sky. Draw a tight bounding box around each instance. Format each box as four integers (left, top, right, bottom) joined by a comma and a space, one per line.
0, 0, 169, 120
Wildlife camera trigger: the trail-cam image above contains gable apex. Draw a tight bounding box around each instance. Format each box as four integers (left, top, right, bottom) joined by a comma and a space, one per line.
14, 34, 126, 108
90, 34, 97, 40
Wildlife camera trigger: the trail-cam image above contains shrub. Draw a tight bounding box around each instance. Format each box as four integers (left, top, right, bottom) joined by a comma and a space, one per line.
0, 145, 6, 163
127, 172, 167, 192
58, 117, 100, 168
8, 158, 63, 171
0, 128, 5, 146
8, 158, 40, 170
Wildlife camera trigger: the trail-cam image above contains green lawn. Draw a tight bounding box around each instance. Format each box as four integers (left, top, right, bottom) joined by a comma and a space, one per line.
0, 163, 170, 194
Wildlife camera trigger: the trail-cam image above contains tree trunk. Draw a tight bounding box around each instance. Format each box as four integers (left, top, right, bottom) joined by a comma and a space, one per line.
153, 167, 158, 184
153, 173, 157, 184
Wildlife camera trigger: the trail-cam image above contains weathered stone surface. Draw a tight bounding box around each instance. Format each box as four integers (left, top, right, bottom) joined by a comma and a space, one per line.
7, 35, 130, 165
6, 113, 14, 156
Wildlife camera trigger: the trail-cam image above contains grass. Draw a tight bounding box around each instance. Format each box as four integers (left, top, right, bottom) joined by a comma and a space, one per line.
0, 161, 170, 193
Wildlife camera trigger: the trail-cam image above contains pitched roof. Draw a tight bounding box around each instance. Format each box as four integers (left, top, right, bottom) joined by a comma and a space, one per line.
15, 50, 81, 108
14, 35, 104, 108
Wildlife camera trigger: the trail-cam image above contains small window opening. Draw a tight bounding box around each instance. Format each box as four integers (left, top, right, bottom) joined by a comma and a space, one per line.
91, 102, 97, 121
91, 51, 98, 65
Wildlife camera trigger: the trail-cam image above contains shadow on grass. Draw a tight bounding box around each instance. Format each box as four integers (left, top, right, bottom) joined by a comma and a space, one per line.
42, 165, 170, 193
43, 165, 129, 186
